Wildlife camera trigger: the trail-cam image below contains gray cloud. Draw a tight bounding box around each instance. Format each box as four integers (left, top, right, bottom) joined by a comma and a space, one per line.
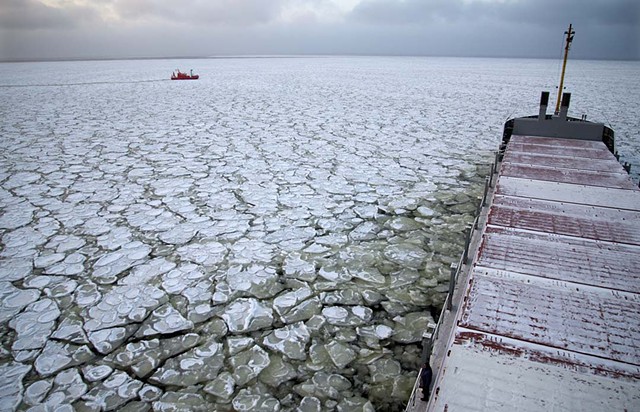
349, 0, 462, 25
492, 0, 639, 28
0, 0, 89, 30
111, 0, 286, 26
0, 0, 637, 61
346, 0, 639, 59
348, 0, 639, 28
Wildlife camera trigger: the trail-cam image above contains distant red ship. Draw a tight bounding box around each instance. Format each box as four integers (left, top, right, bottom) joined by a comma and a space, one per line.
171, 69, 199, 80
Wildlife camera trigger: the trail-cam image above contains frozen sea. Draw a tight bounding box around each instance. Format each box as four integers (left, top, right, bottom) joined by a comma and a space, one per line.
0, 56, 639, 411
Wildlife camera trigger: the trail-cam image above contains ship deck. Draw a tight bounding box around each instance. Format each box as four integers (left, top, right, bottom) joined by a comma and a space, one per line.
413, 134, 640, 411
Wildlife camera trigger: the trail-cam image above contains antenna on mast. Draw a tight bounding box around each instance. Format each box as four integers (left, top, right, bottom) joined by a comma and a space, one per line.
554, 24, 575, 115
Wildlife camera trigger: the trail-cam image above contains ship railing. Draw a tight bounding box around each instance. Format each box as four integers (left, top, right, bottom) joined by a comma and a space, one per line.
406, 152, 498, 411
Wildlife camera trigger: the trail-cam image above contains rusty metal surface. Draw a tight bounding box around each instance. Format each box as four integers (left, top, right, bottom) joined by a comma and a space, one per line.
496, 176, 640, 210
488, 195, 640, 245
502, 135, 637, 189
430, 331, 640, 412
459, 269, 640, 365
428, 134, 640, 412
503, 151, 624, 173
476, 226, 640, 293
510, 135, 606, 149
452, 330, 640, 380
500, 162, 637, 189
506, 142, 614, 159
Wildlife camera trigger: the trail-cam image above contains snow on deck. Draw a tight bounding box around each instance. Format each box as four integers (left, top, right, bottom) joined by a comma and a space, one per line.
428, 135, 640, 411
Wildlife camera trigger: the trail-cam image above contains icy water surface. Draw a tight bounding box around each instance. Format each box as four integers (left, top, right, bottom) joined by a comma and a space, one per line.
0, 57, 638, 411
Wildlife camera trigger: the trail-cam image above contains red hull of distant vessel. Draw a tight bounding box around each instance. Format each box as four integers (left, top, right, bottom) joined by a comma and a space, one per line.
171, 70, 199, 80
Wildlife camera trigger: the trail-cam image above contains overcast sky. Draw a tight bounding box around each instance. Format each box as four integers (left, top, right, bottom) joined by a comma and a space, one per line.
0, 0, 638, 61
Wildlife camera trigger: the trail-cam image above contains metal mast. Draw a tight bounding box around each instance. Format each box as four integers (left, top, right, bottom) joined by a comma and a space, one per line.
555, 24, 575, 114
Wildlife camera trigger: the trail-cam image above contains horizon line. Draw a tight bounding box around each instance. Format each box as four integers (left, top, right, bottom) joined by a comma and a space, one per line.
2, 53, 638, 64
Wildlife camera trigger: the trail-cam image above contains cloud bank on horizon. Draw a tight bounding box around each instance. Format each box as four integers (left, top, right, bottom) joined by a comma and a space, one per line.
0, 0, 638, 60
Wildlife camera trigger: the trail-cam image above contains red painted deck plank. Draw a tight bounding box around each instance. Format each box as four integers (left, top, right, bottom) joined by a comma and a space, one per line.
496, 176, 640, 210
459, 272, 640, 366
477, 226, 640, 293
503, 151, 623, 173
488, 195, 640, 245
511, 135, 607, 149
506, 142, 614, 159
500, 162, 637, 189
